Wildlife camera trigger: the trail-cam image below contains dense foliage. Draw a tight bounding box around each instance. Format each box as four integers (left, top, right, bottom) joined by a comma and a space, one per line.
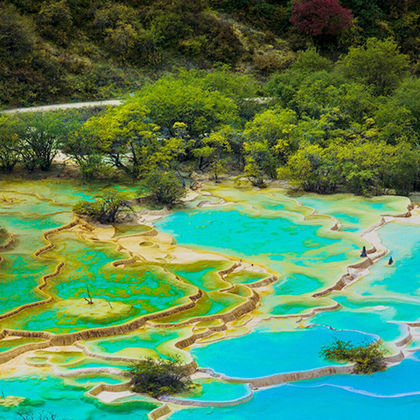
144, 171, 186, 207
320, 339, 386, 374
0, 0, 418, 106
73, 190, 132, 223
1, 57, 419, 196
130, 358, 192, 398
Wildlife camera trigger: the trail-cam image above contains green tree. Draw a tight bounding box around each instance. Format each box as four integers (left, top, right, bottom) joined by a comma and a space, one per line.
63, 126, 110, 180
84, 103, 161, 178
174, 67, 261, 119
244, 108, 298, 167
14, 112, 70, 171
265, 70, 303, 108
335, 139, 390, 195
38, 0, 73, 46
194, 126, 232, 180
144, 170, 185, 206
392, 78, 420, 134
265, 48, 333, 108
277, 143, 339, 193
243, 140, 271, 187
0, 115, 20, 172
294, 71, 345, 118
292, 48, 334, 74
92, 2, 143, 63
339, 38, 409, 95
0, 4, 35, 64
334, 82, 377, 123
73, 190, 132, 224
130, 77, 239, 139
384, 143, 419, 195
375, 101, 418, 144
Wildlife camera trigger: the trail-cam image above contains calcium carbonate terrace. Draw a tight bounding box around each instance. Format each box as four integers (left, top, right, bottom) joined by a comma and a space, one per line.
0, 179, 419, 419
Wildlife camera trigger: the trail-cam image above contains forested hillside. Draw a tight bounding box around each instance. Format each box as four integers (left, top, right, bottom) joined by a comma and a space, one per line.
1, 0, 419, 196
0, 0, 418, 106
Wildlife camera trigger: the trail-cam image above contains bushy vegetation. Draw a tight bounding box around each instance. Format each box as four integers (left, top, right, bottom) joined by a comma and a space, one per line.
73, 190, 132, 224
0, 0, 418, 106
144, 171, 186, 207
1, 58, 419, 197
320, 339, 386, 374
130, 358, 192, 398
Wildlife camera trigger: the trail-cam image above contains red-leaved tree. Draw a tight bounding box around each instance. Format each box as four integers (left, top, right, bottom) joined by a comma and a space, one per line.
290, 0, 353, 37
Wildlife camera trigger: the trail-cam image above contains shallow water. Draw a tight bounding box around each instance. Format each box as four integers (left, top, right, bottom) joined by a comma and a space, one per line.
0, 376, 155, 420
191, 325, 375, 378
0, 180, 418, 419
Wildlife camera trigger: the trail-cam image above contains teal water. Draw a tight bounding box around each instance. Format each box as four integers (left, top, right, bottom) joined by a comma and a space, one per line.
72, 377, 123, 386
155, 208, 361, 276
173, 350, 420, 418
296, 194, 407, 232
274, 273, 323, 295
174, 265, 223, 291
170, 382, 420, 420
156, 209, 334, 259
0, 376, 155, 420
191, 325, 375, 378
350, 222, 420, 299
181, 380, 250, 402
311, 310, 404, 342
1, 181, 419, 418
298, 350, 420, 396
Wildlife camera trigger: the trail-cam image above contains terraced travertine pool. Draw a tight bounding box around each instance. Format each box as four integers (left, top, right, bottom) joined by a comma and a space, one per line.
0, 179, 419, 419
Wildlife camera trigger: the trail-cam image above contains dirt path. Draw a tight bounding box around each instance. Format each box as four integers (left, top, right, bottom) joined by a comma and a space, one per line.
2, 99, 122, 114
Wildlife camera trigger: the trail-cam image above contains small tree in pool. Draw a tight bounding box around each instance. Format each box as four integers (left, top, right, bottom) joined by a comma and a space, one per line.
73, 190, 133, 224
130, 357, 192, 398
320, 339, 386, 374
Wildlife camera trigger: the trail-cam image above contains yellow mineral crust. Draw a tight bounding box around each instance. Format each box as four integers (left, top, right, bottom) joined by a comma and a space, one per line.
2, 182, 418, 412
0, 396, 25, 407
54, 299, 135, 324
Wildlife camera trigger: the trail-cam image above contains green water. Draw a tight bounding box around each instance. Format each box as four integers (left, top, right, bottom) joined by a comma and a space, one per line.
0, 376, 155, 420
1, 180, 418, 419
86, 329, 182, 359
181, 379, 250, 402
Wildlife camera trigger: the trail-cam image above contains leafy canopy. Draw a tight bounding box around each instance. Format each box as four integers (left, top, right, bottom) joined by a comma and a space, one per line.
339, 38, 409, 95
290, 0, 353, 37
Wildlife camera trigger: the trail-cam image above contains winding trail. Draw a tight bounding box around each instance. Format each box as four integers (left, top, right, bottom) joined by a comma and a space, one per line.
1, 97, 270, 114
2, 100, 122, 114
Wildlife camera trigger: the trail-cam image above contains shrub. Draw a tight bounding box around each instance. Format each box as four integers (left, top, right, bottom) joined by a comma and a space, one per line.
339, 38, 409, 95
144, 171, 185, 206
73, 190, 132, 224
0, 115, 20, 172
14, 112, 71, 171
130, 357, 192, 398
320, 339, 386, 374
